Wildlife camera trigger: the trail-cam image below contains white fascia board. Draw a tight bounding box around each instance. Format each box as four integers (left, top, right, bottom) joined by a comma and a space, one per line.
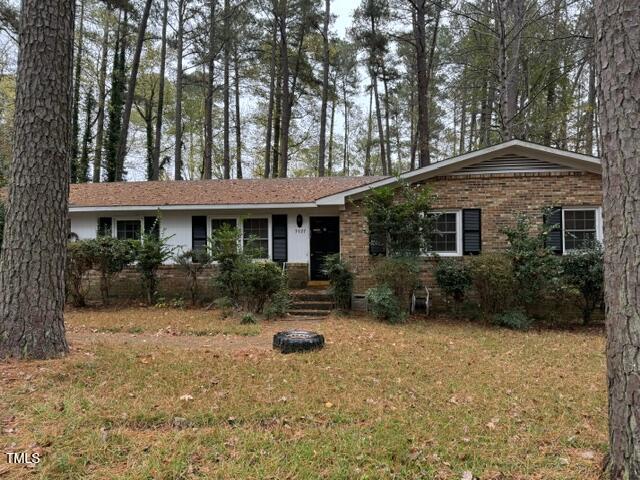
69, 202, 318, 213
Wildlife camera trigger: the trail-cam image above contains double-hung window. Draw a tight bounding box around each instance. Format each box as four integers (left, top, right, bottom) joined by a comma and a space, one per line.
243, 218, 269, 259
427, 211, 462, 256
116, 220, 141, 240
563, 208, 601, 251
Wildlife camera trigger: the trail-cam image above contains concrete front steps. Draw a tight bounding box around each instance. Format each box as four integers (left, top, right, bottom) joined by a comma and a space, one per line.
288, 287, 334, 319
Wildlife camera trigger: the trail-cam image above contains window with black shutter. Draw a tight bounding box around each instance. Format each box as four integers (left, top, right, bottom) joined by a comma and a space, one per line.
192, 216, 207, 251
97, 217, 112, 237
544, 206, 563, 255
272, 215, 288, 263
144, 216, 160, 239
462, 209, 481, 255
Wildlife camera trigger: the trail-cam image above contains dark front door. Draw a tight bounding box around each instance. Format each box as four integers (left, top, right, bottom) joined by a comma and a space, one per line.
310, 216, 340, 280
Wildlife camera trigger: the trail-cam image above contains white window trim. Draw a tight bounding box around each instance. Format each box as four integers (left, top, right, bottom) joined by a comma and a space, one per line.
207, 215, 272, 260
425, 210, 463, 257
561, 206, 603, 254
113, 216, 144, 240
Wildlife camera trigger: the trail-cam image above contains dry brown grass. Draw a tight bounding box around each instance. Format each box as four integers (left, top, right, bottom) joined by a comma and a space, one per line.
1, 309, 607, 479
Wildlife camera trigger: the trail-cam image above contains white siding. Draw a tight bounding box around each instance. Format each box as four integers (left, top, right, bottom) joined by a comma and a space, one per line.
69, 207, 341, 266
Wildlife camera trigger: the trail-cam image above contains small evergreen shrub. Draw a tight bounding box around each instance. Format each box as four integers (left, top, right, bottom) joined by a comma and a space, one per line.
323, 253, 353, 310
493, 310, 533, 331
468, 253, 516, 314
241, 313, 257, 325
85, 236, 137, 305
561, 242, 604, 324
66, 240, 94, 307
134, 232, 175, 305
373, 257, 421, 311
366, 285, 407, 324
237, 261, 285, 313
264, 289, 291, 319
175, 248, 213, 306
435, 258, 472, 304
501, 214, 561, 315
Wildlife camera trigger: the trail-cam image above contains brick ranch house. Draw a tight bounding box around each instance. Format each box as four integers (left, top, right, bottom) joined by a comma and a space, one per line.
62, 139, 602, 302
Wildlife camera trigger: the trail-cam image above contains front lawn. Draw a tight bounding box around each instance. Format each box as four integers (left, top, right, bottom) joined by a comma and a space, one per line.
1, 309, 606, 479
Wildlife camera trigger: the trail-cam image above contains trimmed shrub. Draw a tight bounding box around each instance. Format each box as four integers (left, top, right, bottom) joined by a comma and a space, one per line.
323, 253, 353, 310
366, 285, 407, 324
264, 289, 291, 319
561, 242, 604, 324
85, 236, 137, 305
134, 233, 175, 305
493, 310, 533, 331
175, 248, 213, 306
501, 215, 561, 315
435, 258, 472, 304
236, 261, 285, 314
468, 253, 516, 314
66, 240, 94, 307
373, 257, 421, 311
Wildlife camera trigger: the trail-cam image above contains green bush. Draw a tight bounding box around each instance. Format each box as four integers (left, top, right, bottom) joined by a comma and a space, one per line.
241, 313, 257, 325
501, 214, 561, 315
323, 253, 353, 310
366, 285, 407, 324
66, 240, 94, 307
468, 253, 516, 314
373, 257, 420, 311
85, 236, 137, 305
237, 261, 285, 313
264, 289, 291, 319
561, 242, 604, 324
175, 248, 213, 306
134, 233, 175, 305
493, 310, 533, 331
435, 258, 472, 304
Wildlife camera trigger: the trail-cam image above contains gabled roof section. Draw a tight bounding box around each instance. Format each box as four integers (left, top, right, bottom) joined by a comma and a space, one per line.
67, 176, 386, 211
317, 140, 601, 206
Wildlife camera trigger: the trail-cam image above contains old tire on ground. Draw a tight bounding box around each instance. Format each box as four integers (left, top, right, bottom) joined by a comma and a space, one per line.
273, 330, 325, 354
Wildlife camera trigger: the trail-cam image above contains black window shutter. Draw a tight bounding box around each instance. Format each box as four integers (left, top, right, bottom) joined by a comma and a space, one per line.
144, 216, 160, 239
462, 209, 481, 255
97, 217, 112, 237
544, 206, 563, 255
192, 216, 207, 251
272, 215, 288, 263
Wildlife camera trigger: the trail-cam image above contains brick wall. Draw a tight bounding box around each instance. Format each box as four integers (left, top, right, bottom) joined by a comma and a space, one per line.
340, 171, 603, 301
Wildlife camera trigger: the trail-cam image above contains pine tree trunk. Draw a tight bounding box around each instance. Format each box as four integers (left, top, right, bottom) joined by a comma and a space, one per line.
116, 0, 153, 181
93, 14, 109, 183
364, 85, 373, 176
277, 0, 290, 178
381, 64, 393, 174
327, 95, 335, 175
152, 0, 169, 181
222, 0, 231, 179
317, 0, 330, 177
414, 0, 429, 166
585, 8, 596, 156
342, 80, 349, 175
174, 0, 185, 180
71, 0, 85, 184
233, 43, 242, 179
595, 1, 640, 477
203, 0, 216, 180
264, 12, 277, 178
78, 90, 94, 183
373, 74, 387, 175
272, 68, 282, 178
0, 0, 73, 359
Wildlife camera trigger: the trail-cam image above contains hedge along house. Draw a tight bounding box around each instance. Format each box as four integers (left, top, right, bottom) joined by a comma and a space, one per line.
64, 140, 603, 299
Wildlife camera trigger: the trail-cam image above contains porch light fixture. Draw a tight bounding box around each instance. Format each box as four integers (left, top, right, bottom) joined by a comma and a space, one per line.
296, 215, 303, 228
